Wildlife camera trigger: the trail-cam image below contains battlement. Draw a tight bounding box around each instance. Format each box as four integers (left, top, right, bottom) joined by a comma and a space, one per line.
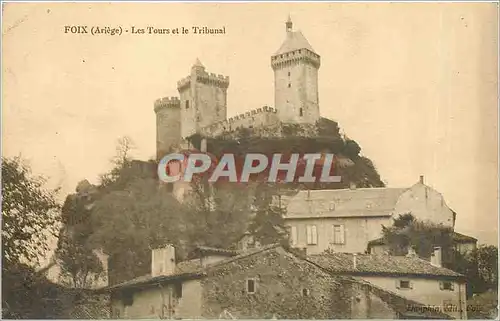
227, 105, 277, 123
271, 48, 320, 70
196, 71, 230, 88
177, 70, 230, 91
154, 96, 180, 112
177, 76, 192, 91
199, 106, 279, 136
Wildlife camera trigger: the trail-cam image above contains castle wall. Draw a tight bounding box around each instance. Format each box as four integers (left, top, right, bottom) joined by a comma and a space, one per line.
200, 106, 280, 137
155, 97, 181, 160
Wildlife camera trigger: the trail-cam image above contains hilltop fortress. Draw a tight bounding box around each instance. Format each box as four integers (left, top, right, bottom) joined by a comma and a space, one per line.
154, 17, 322, 159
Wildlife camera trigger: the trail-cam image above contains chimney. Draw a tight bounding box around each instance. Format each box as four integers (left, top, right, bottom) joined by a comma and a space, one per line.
349, 182, 357, 190
200, 138, 207, 152
353, 253, 358, 270
419, 175, 424, 184
406, 246, 417, 258
151, 245, 176, 277
430, 246, 442, 267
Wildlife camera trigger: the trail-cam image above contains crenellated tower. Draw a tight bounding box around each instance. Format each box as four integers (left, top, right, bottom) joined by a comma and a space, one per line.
154, 96, 181, 160
177, 59, 229, 139
271, 17, 321, 125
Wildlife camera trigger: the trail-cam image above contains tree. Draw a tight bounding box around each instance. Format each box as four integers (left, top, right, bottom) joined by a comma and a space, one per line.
2, 156, 60, 266
54, 180, 105, 288
2, 156, 64, 318
99, 136, 136, 188
181, 179, 252, 252
381, 213, 454, 260
89, 177, 183, 284
247, 183, 288, 246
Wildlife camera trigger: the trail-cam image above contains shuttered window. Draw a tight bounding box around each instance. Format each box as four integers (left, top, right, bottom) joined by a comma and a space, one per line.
306, 225, 317, 245
290, 226, 298, 246
333, 224, 345, 244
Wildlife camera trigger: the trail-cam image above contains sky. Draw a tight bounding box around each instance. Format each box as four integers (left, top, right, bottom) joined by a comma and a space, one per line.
3, 2, 499, 246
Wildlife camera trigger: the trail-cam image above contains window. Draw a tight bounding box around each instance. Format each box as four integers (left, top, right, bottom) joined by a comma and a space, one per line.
299, 108, 303, 117
306, 225, 317, 245
288, 83, 291, 88
290, 226, 298, 246
246, 278, 256, 294
288, 71, 291, 76
185, 100, 189, 109
332, 225, 345, 245
440, 281, 454, 291
396, 280, 412, 289
173, 282, 183, 298
122, 291, 134, 306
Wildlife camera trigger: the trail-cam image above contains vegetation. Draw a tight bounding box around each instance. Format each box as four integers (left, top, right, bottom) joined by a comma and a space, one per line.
382, 214, 498, 298
2, 156, 70, 318
54, 118, 386, 285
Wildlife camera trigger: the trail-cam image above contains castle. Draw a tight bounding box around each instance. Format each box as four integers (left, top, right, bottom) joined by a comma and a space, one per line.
154, 17, 322, 160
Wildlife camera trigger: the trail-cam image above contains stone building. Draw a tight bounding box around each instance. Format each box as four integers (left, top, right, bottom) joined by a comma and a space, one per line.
278, 175, 476, 255
154, 17, 321, 160
308, 247, 468, 319
102, 244, 451, 319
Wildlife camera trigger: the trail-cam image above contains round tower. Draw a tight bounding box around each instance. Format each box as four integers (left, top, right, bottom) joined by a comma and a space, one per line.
271, 17, 321, 125
154, 97, 181, 160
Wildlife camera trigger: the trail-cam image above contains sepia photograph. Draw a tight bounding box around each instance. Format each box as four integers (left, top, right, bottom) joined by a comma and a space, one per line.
2, 1, 499, 319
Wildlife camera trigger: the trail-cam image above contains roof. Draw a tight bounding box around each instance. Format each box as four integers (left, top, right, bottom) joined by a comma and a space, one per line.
104, 244, 282, 291
283, 188, 407, 219
368, 231, 477, 247
453, 232, 477, 243
275, 30, 316, 55
193, 58, 204, 68
307, 253, 464, 280
192, 246, 239, 257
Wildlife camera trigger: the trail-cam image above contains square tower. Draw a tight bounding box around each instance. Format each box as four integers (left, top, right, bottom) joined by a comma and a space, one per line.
177, 59, 229, 139
271, 17, 321, 125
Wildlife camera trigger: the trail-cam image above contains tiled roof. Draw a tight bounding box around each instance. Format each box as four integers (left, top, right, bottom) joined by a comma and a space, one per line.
453, 232, 477, 243
283, 188, 407, 219
368, 231, 477, 247
104, 244, 281, 291
307, 253, 463, 279
193, 246, 239, 257
275, 31, 315, 55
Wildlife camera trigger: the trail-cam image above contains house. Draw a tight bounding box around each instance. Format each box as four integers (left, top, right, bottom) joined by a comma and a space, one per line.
101, 244, 454, 319
279, 176, 473, 255
367, 231, 478, 256
452, 232, 478, 255
307, 247, 468, 319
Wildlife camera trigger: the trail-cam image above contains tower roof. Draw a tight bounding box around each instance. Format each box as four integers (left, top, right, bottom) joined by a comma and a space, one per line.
193, 58, 205, 68
274, 27, 316, 55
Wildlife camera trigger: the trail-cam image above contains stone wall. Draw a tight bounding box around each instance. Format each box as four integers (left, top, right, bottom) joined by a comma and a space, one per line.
200, 247, 351, 319
200, 106, 280, 137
